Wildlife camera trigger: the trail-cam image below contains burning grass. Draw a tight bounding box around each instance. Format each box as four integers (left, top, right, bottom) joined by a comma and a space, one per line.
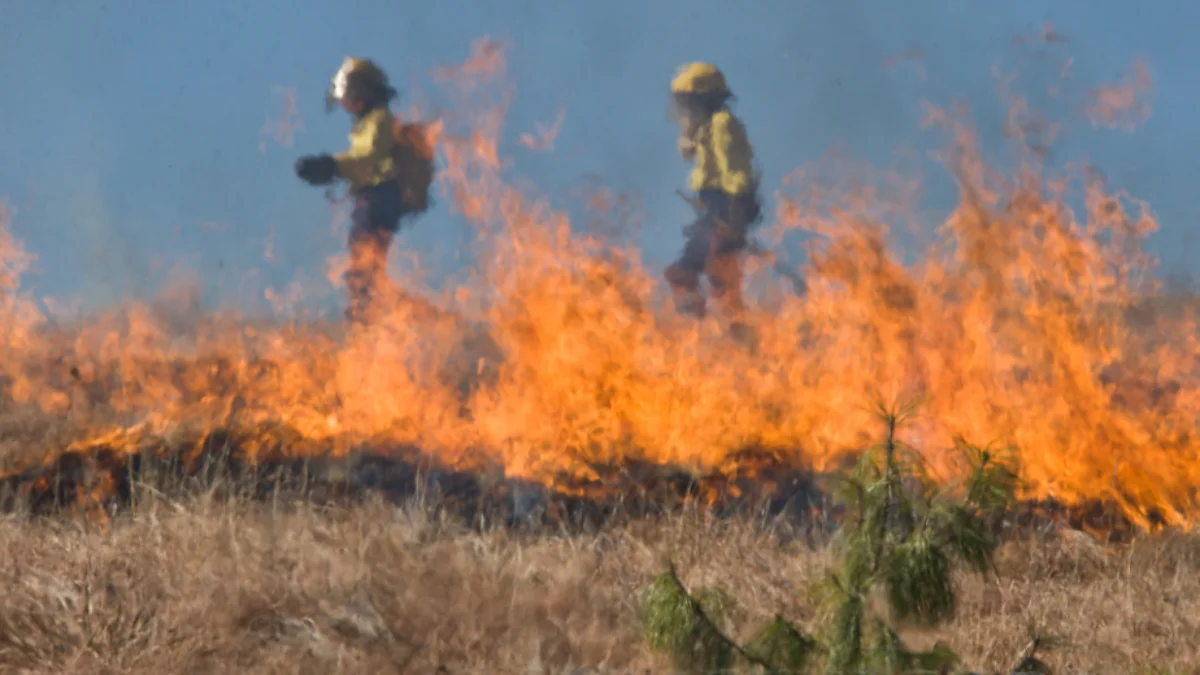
0, 400, 1162, 545
0, 425, 814, 536
1, 31, 1199, 672
4, 37, 1200, 532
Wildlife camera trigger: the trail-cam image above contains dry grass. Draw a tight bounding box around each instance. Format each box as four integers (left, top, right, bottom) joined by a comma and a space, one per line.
0, 404, 1197, 674
0, 493, 1193, 674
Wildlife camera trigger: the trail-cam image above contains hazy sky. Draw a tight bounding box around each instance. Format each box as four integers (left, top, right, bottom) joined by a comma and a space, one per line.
0, 1, 1195, 314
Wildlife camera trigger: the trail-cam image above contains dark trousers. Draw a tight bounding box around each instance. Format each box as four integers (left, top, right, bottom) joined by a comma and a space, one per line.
344, 180, 406, 323
664, 189, 759, 317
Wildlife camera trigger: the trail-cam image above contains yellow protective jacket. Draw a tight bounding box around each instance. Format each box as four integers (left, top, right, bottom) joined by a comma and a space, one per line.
683, 109, 756, 196
334, 106, 399, 193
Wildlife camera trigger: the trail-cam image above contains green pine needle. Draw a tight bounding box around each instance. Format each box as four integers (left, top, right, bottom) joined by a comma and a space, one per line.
639, 571, 698, 656
692, 586, 736, 631
636, 403, 1038, 675
936, 503, 998, 575
825, 592, 865, 674
883, 530, 956, 625
914, 640, 961, 673
961, 440, 1020, 516
867, 621, 914, 673
744, 615, 821, 674
639, 569, 735, 673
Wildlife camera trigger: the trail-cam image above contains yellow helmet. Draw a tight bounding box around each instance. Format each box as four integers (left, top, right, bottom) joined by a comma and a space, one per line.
670, 62, 729, 96
326, 56, 392, 112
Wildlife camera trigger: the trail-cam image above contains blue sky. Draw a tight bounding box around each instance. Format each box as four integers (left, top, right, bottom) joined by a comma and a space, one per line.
0, 1, 1195, 315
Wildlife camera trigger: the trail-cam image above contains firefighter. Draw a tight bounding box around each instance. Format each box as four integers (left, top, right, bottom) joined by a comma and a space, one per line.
294, 56, 414, 325
666, 62, 763, 321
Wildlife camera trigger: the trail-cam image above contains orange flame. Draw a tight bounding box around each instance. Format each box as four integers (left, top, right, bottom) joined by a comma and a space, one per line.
1, 39, 1197, 532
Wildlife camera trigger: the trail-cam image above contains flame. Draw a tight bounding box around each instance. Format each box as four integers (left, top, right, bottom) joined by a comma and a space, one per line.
1, 38, 1198, 532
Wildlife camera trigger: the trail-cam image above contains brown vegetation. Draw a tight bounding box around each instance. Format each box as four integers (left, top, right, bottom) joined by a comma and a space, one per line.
0, 426, 1195, 674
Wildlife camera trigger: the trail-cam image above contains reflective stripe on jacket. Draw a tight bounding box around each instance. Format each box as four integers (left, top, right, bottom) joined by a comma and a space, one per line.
686, 109, 755, 196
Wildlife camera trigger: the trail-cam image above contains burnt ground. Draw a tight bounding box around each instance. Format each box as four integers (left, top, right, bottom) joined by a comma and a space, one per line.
0, 423, 824, 533
0, 418, 1167, 545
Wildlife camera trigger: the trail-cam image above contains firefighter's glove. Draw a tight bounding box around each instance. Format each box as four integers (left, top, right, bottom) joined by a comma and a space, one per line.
295, 154, 337, 186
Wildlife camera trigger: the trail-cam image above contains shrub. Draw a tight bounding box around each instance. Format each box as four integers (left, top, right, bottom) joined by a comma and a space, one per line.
638, 401, 1061, 674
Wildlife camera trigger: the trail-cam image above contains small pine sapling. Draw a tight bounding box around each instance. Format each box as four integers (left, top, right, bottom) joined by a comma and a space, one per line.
639, 400, 1026, 674
820, 401, 1018, 673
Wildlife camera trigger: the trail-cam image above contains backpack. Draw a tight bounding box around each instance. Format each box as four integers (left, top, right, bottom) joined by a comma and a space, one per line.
390, 118, 437, 215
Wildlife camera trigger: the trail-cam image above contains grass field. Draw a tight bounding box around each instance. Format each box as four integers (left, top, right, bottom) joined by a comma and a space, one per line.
0, 405, 1197, 674
1, 497, 1197, 674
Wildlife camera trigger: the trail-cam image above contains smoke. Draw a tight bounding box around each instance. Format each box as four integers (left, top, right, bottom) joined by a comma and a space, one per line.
1085, 59, 1153, 131
0, 0, 1181, 317
259, 86, 304, 153
63, 181, 151, 310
